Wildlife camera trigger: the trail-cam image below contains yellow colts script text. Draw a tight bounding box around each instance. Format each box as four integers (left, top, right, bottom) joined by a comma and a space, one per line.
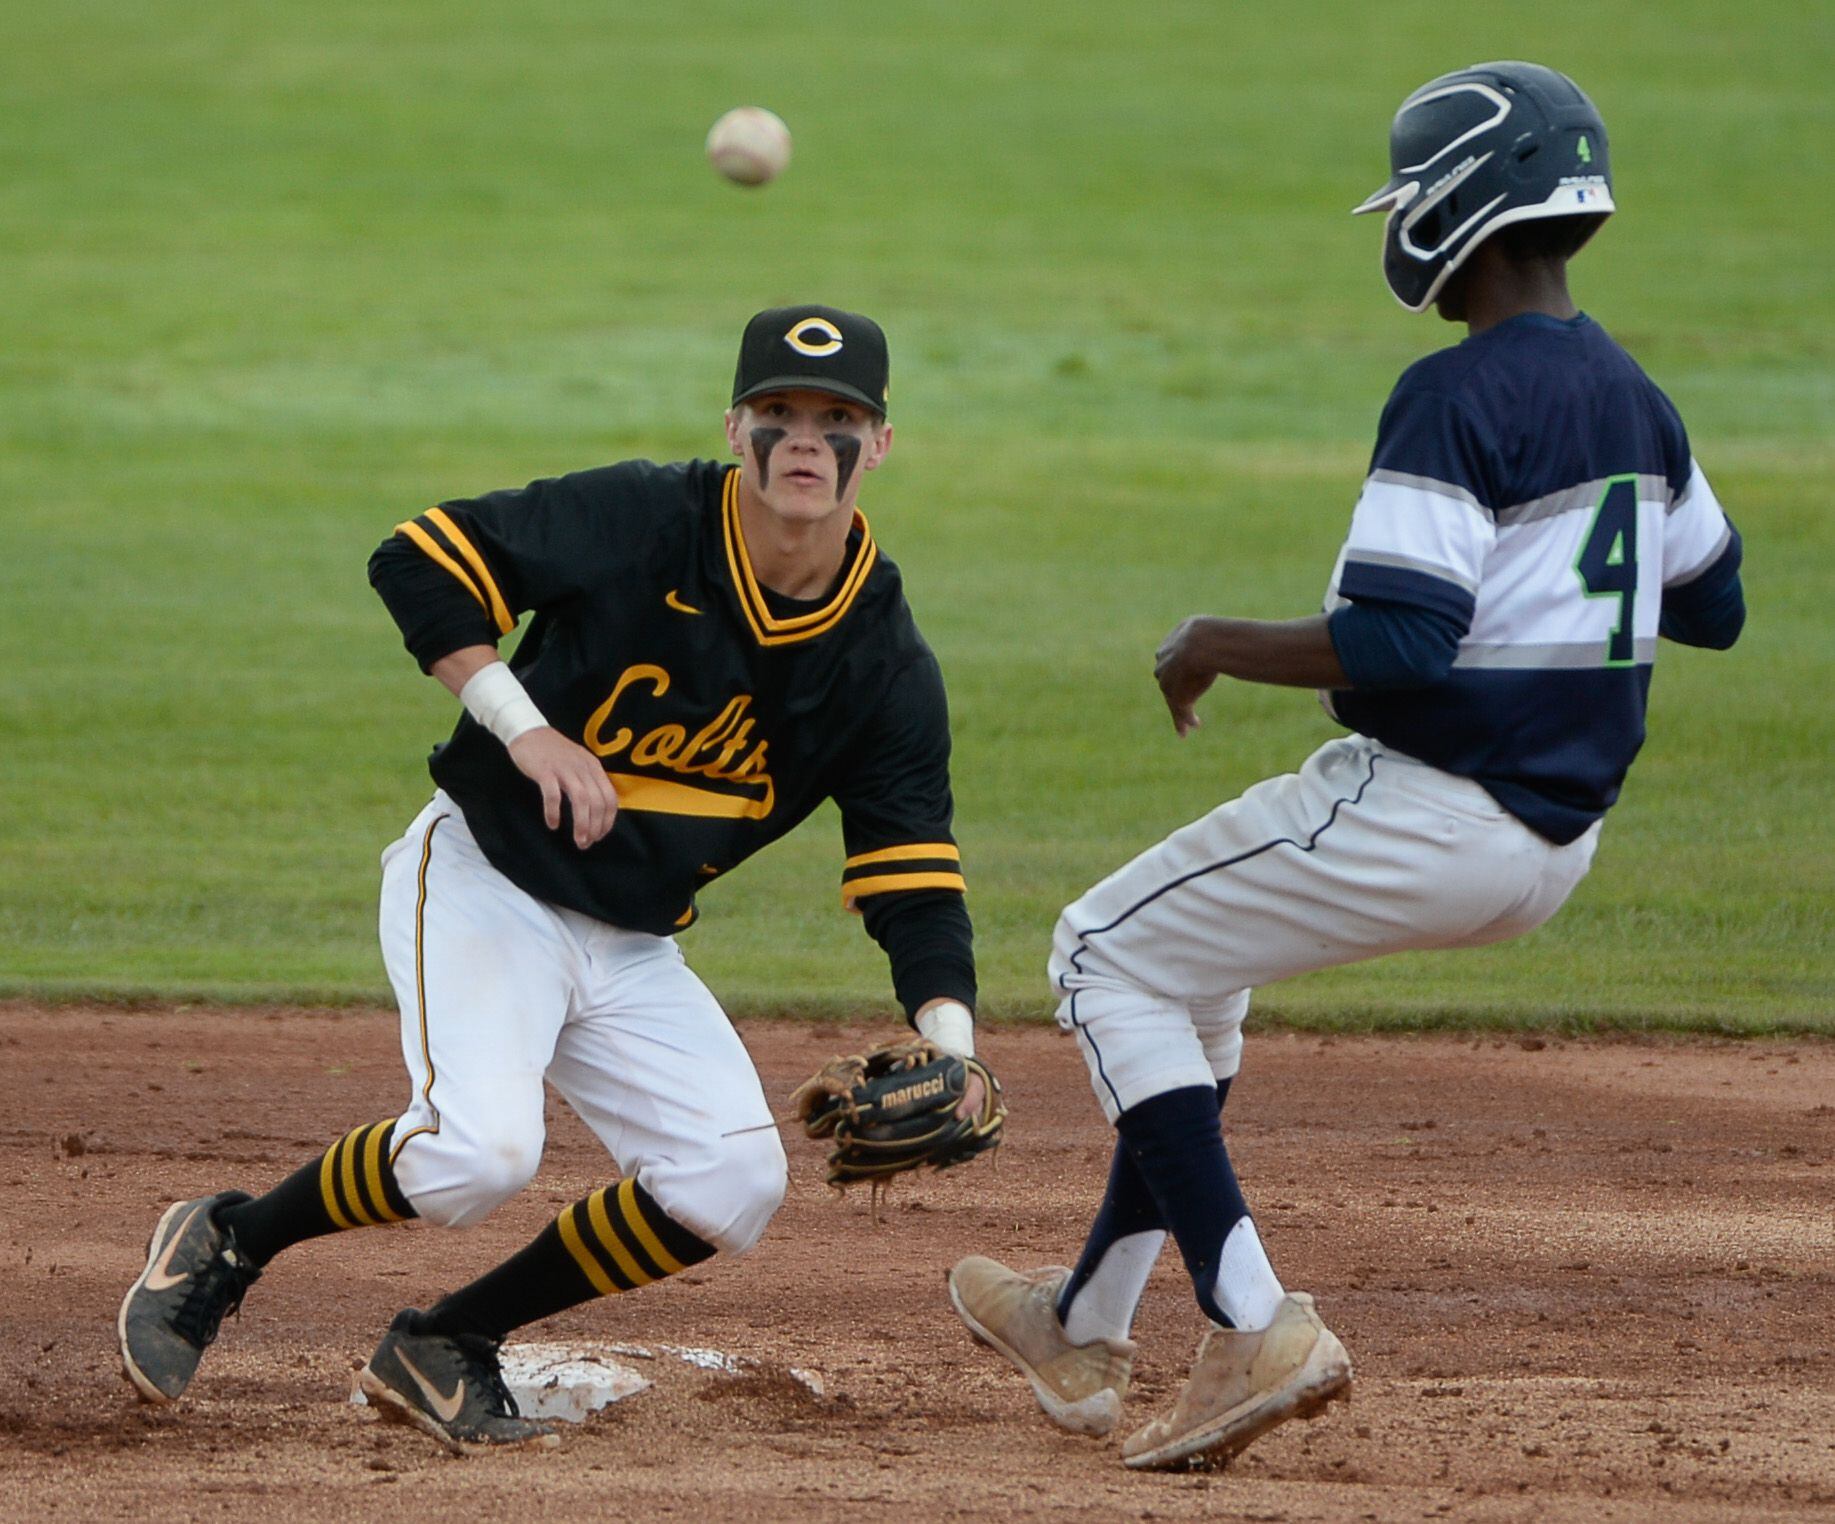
582, 664, 776, 820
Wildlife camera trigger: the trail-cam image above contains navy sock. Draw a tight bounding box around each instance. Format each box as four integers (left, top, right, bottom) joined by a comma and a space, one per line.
1109, 1082, 1251, 1327
1058, 1079, 1231, 1326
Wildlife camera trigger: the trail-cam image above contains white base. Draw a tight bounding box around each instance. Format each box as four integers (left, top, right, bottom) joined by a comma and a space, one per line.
498, 1342, 654, 1422
348, 1339, 825, 1424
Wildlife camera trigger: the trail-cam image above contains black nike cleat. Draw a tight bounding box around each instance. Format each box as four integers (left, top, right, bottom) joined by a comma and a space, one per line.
118, 1191, 261, 1403
356, 1310, 559, 1454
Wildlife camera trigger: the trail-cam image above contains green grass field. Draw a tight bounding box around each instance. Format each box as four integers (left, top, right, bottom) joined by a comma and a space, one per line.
4, 1, 1830, 1030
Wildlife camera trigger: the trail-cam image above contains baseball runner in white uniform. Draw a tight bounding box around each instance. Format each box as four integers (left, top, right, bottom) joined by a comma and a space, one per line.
949, 62, 1746, 1471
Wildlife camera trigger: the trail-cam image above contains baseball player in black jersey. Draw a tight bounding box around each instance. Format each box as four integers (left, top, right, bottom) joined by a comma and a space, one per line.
118, 306, 984, 1450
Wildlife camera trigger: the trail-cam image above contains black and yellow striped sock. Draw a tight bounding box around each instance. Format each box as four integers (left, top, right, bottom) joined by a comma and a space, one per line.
216, 1119, 416, 1267
415, 1177, 714, 1342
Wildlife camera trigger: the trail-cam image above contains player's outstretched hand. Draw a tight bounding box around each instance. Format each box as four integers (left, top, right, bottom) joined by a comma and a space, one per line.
1154, 616, 1224, 737
507, 729, 620, 848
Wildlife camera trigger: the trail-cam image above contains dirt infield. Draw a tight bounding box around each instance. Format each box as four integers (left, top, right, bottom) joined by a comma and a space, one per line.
2, 1004, 1831, 1522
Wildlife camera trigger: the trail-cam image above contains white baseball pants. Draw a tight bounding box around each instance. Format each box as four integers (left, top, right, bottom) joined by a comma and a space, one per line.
1053, 736, 1599, 1121
376, 793, 787, 1249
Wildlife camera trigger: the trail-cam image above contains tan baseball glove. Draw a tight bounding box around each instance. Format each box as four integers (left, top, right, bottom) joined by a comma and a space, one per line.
790, 1037, 1005, 1188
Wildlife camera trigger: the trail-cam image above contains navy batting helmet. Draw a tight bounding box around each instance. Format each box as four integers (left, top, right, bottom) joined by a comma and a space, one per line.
1354, 61, 1613, 312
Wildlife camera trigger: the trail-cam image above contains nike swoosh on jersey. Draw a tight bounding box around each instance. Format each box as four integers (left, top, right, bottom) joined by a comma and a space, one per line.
143, 1203, 210, 1292
395, 1349, 466, 1422
664, 590, 703, 615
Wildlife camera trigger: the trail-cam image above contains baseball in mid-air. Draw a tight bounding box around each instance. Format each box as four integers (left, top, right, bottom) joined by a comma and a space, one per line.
706, 107, 792, 186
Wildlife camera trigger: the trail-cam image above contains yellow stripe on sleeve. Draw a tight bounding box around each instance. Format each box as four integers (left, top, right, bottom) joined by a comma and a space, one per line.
395, 521, 489, 614
587, 1187, 653, 1287
557, 1204, 617, 1295
843, 842, 961, 870
617, 1177, 685, 1276
424, 507, 515, 635
842, 871, 968, 899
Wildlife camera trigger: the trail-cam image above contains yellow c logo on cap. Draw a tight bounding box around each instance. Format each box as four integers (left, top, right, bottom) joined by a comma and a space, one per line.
784, 317, 844, 357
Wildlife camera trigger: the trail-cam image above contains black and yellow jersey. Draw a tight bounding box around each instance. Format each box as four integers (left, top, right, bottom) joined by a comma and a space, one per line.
369, 459, 973, 1015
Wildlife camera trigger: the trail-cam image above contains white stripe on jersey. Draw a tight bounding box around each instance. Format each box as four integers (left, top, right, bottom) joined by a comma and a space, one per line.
1664, 460, 1735, 587
1327, 464, 1733, 670
1465, 493, 1664, 649
1367, 468, 1485, 511
1332, 475, 1493, 594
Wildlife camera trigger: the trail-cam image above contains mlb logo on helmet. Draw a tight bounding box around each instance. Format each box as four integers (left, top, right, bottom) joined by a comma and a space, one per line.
732, 305, 890, 415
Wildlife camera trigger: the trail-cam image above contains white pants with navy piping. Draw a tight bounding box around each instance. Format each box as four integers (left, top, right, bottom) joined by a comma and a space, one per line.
1052, 736, 1599, 1122
376, 792, 787, 1250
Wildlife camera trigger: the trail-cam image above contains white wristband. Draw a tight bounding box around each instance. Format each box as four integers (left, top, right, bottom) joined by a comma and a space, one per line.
459, 660, 548, 748
915, 999, 975, 1058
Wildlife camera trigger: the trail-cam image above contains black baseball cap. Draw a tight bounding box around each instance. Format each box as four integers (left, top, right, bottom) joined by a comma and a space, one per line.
731, 305, 889, 417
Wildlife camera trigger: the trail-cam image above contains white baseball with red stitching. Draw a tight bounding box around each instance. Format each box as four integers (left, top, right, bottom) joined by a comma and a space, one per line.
706, 107, 792, 186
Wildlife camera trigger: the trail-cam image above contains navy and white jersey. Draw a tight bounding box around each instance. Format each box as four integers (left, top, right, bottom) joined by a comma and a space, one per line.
1323, 313, 1742, 843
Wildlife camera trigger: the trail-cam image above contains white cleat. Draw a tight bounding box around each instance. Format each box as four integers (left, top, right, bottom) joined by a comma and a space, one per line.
947, 1255, 1135, 1437
1122, 1291, 1352, 1470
